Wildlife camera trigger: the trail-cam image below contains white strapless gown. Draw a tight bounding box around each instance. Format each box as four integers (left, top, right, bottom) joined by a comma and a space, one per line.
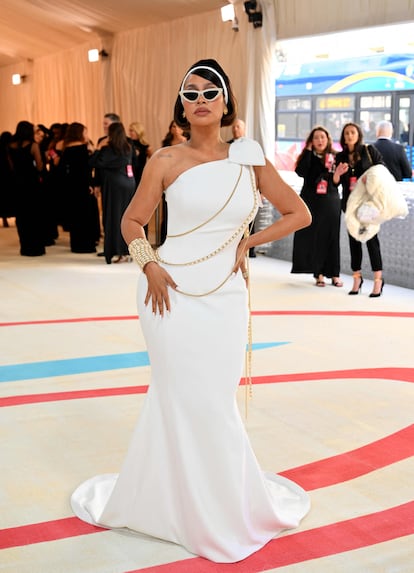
71, 138, 310, 563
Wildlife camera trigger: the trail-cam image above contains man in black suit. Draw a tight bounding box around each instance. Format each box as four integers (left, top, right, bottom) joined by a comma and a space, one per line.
373, 121, 412, 181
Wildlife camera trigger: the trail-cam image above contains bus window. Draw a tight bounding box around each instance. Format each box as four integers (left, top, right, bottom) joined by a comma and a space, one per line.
277, 98, 311, 111
360, 95, 392, 108
276, 97, 311, 138
315, 111, 354, 141
315, 95, 355, 110
359, 95, 392, 141
314, 95, 355, 140
359, 110, 392, 141
276, 113, 311, 139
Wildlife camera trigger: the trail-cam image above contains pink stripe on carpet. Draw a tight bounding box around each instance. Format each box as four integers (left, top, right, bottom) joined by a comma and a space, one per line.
124, 501, 414, 572
0, 385, 148, 407
252, 310, 414, 318
1, 501, 412, 570
281, 424, 414, 489
0, 316, 138, 327
248, 367, 414, 385
1, 309, 412, 328
0, 517, 102, 549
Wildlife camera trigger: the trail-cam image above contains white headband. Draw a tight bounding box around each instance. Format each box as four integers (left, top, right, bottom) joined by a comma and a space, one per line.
180, 65, 229, 104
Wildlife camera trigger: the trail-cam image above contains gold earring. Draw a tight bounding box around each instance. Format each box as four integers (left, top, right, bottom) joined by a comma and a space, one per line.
223, 107, 228, 115
182, 111, 186, 118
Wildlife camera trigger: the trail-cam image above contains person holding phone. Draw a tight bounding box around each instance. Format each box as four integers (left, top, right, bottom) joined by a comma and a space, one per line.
291, 126, 342, 287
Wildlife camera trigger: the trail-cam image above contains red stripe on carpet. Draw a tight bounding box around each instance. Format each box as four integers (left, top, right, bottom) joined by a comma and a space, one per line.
248, 367, 414, 385
1, 501, 412, 567
252, 310, 414, 317
0, 316, 139, 327
1, 309, 412, 328
0, 517, 103, 550
0, 385, 149, 407
124, 501, 414, 572
281, 424, 414, 490
2, 367, 413, 408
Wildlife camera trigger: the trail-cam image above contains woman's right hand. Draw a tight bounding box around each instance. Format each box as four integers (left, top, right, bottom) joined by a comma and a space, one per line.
335, 162, 349, 177
143, 262, 178, 316
333, 161, 349, 183
232, 237, 249, 280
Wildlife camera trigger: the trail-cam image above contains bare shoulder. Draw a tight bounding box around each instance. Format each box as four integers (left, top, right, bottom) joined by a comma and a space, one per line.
137, 144, 181, 191
148, 144, 184, 169
151, 143, 192, 189
143, 146, 171, 167
152, 143, 186, 160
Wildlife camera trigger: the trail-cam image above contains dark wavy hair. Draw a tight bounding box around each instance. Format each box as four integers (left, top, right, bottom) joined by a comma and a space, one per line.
295, 125, 335, 166
64, 122, 86, 147
108, 122, 131, 155
174, 59, 237, 129
339, 122, 365, 151
12, 121, 34, 145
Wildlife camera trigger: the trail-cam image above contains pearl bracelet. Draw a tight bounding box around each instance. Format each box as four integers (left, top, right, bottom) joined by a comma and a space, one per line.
128, 238, 157, 271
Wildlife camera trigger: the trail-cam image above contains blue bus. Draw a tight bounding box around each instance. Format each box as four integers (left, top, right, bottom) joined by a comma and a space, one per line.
274, 53, 414, 171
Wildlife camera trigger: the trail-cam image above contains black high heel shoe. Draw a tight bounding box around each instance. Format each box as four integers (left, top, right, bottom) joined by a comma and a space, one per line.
348, 273, 363, 295
369, 278, 384, 298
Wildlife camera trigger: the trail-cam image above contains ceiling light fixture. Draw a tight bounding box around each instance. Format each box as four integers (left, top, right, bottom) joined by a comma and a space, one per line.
221, 4, 235, 22
88, 49, 109, 62
221, 3, 238, 32
12, 73, 26, 85
88, 49, 99, 62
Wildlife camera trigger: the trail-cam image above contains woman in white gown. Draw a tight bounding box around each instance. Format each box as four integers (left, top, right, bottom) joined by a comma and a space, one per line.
71, 59, 312, 563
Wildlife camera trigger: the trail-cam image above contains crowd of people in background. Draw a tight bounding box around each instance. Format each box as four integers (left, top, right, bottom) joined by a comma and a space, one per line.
0, 115, 412, 298
0, 115, 174, 262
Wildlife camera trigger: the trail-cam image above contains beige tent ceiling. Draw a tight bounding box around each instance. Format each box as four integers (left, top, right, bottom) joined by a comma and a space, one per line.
2, 0, 414, 69
0, 0, 225, 67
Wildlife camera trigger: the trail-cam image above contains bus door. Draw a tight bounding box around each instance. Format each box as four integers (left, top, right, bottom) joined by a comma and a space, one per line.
396, 93, 414, 169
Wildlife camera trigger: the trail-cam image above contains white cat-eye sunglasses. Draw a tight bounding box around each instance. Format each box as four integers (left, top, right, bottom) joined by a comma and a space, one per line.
179, 88, 223, 103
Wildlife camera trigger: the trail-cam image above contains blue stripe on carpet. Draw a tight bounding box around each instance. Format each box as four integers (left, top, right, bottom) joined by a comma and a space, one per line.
0, 342, 289, 382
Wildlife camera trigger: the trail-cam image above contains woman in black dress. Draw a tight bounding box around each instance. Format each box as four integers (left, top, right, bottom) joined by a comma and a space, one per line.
291, 126, 342, 286
59, 123, 99, 254
8, 121, 46, 256
0, 131, 14, 227
334, 122, 384, 297
90, 122, 136, 264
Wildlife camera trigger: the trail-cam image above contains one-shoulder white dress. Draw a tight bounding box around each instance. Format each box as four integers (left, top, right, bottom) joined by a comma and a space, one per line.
71, 138, 310, 563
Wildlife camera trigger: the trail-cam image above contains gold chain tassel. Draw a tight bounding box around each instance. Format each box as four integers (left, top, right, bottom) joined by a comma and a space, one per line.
244, 226, 253, 419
